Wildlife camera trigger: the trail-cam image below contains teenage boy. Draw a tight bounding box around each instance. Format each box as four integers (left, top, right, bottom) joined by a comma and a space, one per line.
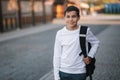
53, 6, 99, 80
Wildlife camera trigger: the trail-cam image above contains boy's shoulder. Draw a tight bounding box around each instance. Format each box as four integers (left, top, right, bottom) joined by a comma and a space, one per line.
57, 26, 66, 34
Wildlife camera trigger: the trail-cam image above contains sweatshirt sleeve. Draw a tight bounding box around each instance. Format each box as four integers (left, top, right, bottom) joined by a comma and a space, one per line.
86, 28, 100, 58
53, 32, 62, 80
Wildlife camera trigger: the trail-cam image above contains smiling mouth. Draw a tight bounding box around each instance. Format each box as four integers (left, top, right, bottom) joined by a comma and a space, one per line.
69, 23, 74, 24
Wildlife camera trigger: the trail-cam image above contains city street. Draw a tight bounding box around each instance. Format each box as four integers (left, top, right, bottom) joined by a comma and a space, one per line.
0, 0, 120, 80
0, 24, 120, 80
93, 25, 120, 80
0, 24, 61, 80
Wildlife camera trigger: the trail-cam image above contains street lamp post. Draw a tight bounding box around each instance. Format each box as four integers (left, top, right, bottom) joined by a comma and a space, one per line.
30, 0, 35, 26
42, 0, 46, 23
17, 0, 22, 28
0, 0, 4, 32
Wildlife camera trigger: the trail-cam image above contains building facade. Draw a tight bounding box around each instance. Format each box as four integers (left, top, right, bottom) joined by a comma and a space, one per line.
0, 0, 54, 32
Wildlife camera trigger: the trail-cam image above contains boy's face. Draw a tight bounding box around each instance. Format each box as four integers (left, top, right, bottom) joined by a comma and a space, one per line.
64, 11, 80, 29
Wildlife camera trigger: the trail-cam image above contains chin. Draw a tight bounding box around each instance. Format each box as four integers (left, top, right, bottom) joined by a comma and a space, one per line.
69, 25, 76, 27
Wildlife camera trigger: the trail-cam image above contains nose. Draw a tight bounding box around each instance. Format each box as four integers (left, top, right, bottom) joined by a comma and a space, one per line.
69, 17, 73, 21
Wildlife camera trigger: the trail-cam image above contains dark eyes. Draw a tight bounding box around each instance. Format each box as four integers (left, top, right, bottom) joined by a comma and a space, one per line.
66, 15, 77, 18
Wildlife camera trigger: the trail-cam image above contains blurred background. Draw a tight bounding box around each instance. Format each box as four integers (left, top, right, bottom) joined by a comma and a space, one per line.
0, 0, 120, 32
0, 0, 120, 80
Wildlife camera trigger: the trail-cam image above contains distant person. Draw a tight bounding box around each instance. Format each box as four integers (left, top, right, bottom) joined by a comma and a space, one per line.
53, 6, 99, 80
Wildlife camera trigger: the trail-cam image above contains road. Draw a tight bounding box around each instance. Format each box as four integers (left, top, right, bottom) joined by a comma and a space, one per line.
0, 24, 118, 80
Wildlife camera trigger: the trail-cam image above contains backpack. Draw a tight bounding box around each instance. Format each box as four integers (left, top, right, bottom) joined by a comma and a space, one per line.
79, 26, 96, 80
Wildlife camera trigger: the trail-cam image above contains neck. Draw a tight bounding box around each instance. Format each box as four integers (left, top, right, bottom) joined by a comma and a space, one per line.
66, 25, 79, 31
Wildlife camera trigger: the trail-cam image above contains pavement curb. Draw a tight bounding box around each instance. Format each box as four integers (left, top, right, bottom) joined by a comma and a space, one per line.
0, 24, 62, 42
39, 70, 53, 80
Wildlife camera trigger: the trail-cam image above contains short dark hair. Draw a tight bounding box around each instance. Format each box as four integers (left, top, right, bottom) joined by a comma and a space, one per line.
64, 6, 80, 17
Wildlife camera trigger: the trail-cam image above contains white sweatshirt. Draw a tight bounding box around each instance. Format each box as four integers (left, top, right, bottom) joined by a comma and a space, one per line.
53, 25, 99, 80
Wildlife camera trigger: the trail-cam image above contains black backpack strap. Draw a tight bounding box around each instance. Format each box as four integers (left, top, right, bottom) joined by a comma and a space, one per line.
79, 26, 88, 58
79, 26, 94, 80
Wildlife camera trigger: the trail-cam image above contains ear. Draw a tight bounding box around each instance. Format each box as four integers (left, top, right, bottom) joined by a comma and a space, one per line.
77, 16, 80, 21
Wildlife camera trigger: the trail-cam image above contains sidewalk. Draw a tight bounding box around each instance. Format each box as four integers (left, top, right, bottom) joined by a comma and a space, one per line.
0, 24, 62, 42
